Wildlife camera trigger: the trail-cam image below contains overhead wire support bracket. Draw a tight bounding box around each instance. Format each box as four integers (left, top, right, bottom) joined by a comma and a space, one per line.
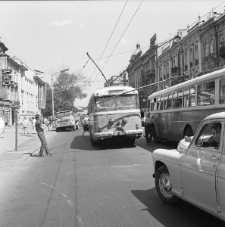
86, 52, 108, 85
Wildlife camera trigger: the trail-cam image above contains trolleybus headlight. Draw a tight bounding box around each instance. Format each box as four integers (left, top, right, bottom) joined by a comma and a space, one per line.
122, 118, 128, 124
109, 118, 114, 124
136, 123, 139, 129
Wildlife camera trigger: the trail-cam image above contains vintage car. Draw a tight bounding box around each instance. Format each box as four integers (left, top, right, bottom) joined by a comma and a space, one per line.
56, 116, 76, 132
152, 112, 225, 222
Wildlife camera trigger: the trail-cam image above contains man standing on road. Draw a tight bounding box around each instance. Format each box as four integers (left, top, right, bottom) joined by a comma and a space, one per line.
35, 114, 53, 157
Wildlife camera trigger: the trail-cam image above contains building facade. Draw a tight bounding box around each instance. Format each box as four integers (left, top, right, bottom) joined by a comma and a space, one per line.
0, 41, 47, 126
127, 11, 225, 111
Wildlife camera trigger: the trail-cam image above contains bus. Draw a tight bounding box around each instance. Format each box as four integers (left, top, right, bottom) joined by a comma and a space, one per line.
88, 86, 143, 145
146, 68, 225, 143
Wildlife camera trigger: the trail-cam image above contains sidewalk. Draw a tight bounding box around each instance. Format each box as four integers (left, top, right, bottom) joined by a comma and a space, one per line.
0, 125, 55, 161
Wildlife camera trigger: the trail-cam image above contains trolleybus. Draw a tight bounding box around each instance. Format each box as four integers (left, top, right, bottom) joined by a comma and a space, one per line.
88, 86, 143, 145
146, 67, 225, 142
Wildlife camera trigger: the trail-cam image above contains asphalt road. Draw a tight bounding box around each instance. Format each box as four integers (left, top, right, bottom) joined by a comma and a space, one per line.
0, 128, 224, 227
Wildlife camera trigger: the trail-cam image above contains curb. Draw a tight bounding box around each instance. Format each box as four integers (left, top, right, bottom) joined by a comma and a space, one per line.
0, 130, 56, 161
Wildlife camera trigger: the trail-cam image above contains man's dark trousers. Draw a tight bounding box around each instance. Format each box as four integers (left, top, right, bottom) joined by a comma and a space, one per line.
37, 131, 50, 155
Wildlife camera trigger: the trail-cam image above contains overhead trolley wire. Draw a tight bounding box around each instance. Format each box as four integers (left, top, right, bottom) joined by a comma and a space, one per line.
88, 0, 128, 84
100, 0, 143, 72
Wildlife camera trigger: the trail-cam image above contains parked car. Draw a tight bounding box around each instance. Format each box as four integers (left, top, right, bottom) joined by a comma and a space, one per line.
56, 117, 75, 132
152, 112, 225, 222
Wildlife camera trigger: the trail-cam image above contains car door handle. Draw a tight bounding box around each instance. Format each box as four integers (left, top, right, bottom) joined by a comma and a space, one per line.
211, 155, 219, 160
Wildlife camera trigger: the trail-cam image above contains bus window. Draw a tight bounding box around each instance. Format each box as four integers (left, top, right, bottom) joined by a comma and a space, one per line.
164, 95, 168, 110
197, 81, 215, 106
189, 86, 195, 106
147, 99, 150, 110
151, 98, 155, 111
157, 96, 163, 111
159, 96, 163, 110
167, 93, 172, 109
219, 78, 225, 104
183, 87, 189, 108
173, 90, 182, 108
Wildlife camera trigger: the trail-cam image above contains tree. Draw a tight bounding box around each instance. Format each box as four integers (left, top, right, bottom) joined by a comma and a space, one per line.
53, 71, 87, 113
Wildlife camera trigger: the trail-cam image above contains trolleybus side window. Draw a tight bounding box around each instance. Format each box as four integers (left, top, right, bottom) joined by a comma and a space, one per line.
183, 87, 189, 108
157, 96, 163, 111
219, 78, 225, 104
190, 86, 196, 106
173, 89, 182, 109
164, 94, 168, 110
150, 98, 155, 111
183, 86, 195, 107
197, 80, 215, 106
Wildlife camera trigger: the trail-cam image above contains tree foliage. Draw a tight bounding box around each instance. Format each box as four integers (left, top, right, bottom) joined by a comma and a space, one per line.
53, 71, 87, 113
42, 71, 87, 117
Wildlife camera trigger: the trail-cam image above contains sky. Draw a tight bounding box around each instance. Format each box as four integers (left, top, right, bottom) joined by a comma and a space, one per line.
0, 0, 224, 108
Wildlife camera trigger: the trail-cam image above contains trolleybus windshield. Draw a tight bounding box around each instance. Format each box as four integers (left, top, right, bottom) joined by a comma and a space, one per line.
95, 94, 138, 112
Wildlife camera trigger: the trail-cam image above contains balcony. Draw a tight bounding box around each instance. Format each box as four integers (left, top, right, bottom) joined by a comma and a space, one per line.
219, 46, 225, 59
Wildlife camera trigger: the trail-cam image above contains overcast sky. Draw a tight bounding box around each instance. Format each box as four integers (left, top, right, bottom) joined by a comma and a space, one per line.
0, 0, 224, 107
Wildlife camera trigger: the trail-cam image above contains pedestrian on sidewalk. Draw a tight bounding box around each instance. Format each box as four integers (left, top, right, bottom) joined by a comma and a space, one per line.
0, 116, 5, 138
35, 114, 53, 157
22, 117, 29, 134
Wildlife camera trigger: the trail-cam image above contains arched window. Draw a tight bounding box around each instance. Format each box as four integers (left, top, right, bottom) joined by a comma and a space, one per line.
206, 40, 209, 56
210, 39, 214, 54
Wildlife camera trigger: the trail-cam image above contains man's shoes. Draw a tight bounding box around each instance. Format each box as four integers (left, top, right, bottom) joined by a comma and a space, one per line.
47, 153, 53, 156
39, 154, 44, 157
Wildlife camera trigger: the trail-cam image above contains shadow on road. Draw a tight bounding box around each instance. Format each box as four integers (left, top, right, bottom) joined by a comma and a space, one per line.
131, 188, 224, 227
135, 137, 178, 153
70, 135, 136, 151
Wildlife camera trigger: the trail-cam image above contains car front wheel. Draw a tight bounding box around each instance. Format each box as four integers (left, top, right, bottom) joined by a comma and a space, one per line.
155, 166, 179, 205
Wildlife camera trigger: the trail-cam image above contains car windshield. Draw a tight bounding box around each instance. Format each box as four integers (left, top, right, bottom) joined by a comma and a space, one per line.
95, 94, 138, 112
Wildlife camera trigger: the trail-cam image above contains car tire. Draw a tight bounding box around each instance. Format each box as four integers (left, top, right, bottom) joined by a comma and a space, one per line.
155, 166, 180, 205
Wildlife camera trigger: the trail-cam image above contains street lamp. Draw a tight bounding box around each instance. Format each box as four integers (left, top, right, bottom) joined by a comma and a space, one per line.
51, 68, 69, 119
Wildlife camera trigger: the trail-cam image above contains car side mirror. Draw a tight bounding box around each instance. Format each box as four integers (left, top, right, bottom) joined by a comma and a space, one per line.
184, 136, 192, 143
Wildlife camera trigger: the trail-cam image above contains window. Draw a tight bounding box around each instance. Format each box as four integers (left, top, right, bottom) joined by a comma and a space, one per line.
164, 93, 172, 110
157, 96, 163, 111
151, 98, 155, 111
219, 78, 225, 104
197, 81, 215, 106
195, 123, 221, 150
173, 90, 182, 108
183, 88, 189, 108
190, 86, 196, 107
210, 39, 214, 54
95, 94, 138, 112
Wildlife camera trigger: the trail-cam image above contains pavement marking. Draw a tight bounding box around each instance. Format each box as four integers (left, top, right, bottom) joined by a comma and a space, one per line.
40, 182, 54, 189
40, 183, 74, 207
76, 215, 83, 224
109, 164, 139, 168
